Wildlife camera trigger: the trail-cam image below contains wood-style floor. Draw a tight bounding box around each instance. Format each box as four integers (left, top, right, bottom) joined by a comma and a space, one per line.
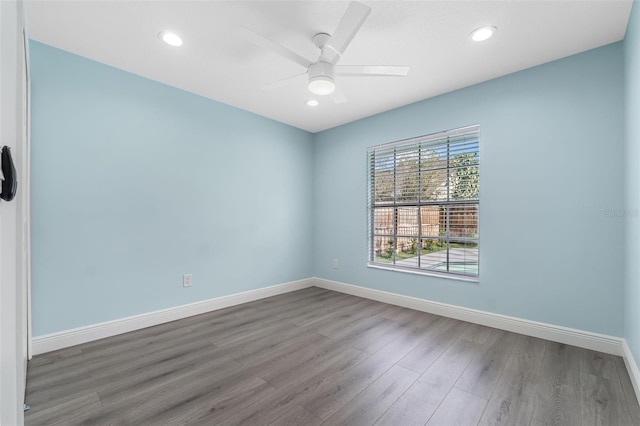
25, 287, 640, 425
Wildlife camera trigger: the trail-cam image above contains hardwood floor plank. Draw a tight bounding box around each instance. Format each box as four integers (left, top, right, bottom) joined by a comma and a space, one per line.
206, 316, 291, 347
321, 314, 392, 346
84, 335, 214, 377
289, 293, 362, 327
455, 329, 523, 399
580, 349, 618, 380
26, 364, 91, 390
301, 342, 412, 420
93, 348, 239, 405
580, 373, 633, 425
419, 338, 480, 388
397, 317, 469, 373
579, 350, 636, 425
261, 345, 370, 391
314, 298, 387, 336
373, 315, 449, 359
478, 336, 546, 426
272, 291, 350, 322
79, 358, 248, 423
217, 337, 410, 425
349, 309, 440, 356
613, 355, 640, 421
531, 341, 583, 425
146, 376, 273, 425
425, 387, 488, 425
187, 380, 290, 425
529, 418, 549, 426
459, 323, 494, 344
323, 365, 419, 425
374, 375, 451, 426
24, 392, 101, 426
238, 329, 329, 369
27, 346, 83, 368
268, 405, 323, 426
339, 316, 402, 354
26, 346, 85, 375
211, 322, 311, 364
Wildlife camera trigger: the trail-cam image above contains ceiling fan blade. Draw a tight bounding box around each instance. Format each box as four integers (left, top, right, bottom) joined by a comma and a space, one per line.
336, 65, 410, 77
330, 88, 348, 104
327, 2, 371, 64
240, 27, 313, 69
261, 72, 307, 91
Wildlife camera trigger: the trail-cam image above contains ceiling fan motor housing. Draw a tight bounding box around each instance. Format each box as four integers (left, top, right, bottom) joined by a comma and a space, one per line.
308, 61, 336, 95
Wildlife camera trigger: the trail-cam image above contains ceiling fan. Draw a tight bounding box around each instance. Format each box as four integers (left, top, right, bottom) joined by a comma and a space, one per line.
243, 1, 410, 104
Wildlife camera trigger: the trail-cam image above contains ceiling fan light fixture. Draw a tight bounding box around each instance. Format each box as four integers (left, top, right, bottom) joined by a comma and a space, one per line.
470, 26, 496, 42
308, 61, 336, 95
308, 76, 335, 96
159, 31, 183, 47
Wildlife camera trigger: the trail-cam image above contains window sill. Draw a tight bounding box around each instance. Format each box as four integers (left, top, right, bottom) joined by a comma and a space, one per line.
367, 262, 479, 284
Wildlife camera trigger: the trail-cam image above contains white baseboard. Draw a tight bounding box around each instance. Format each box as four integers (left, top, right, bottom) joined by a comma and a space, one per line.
623, 340, 640, 406
312, 277, 625, 356
32, 274, 628, 360
32, 278, 314, 355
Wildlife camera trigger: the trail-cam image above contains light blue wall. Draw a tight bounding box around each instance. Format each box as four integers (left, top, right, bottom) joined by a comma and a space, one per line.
313, 43, 625, 336
30, 41, 314, 336
625, 1, 640, 367
31, 39, 628, 339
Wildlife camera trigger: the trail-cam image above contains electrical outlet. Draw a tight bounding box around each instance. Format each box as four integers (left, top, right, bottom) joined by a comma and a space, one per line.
332, 259, 339, 269
183, 274, 192, 287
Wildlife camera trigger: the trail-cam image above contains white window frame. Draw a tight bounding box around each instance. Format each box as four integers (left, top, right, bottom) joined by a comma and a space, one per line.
367, 125, 480, 281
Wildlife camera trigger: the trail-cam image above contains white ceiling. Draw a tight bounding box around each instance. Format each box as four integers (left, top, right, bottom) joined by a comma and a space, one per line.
27, 0, 632, 133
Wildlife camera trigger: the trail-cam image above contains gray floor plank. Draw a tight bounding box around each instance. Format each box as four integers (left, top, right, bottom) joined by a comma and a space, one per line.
531, 341, 583, 425
24, 287, 640, 426
581, 373, 634, 425
97, 351, 242, 407
289, 293, 363, 327
268, 405, 323, 426
323, 365, 419, 426
397, 317, 469, 373
425, 387, 488, 425
80, 357, 247, 423
374, 375, 451, 426
459, 322, 495, 344
85, 334, 214, 377
261, 345, 369, 391
420, 338, 480, 388
324, 314, 393, 346
314, 298, 387, 336
147, 376, 273, 425
478, 335, 546, 426
301, 342, 413, 420
614, 355, 640, 420
455, 329, 523, 399
22, 392, 101, 426
27, 346, 83, 368
238, 329, 329, 369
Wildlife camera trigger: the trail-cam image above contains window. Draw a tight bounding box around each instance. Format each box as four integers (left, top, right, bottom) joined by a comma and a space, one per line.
367, 125, 479, 279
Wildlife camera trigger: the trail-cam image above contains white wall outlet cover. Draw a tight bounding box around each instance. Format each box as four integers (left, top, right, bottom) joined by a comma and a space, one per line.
183, 274, 192, 287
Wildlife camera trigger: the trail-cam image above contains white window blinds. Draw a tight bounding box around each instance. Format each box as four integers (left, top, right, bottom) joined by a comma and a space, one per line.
367, 125, 480, 278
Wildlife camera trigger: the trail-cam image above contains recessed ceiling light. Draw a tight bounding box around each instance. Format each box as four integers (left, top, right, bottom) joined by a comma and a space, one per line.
470, 26, 496, 42
159, 31, 183, 47
306, 100, 319, 107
